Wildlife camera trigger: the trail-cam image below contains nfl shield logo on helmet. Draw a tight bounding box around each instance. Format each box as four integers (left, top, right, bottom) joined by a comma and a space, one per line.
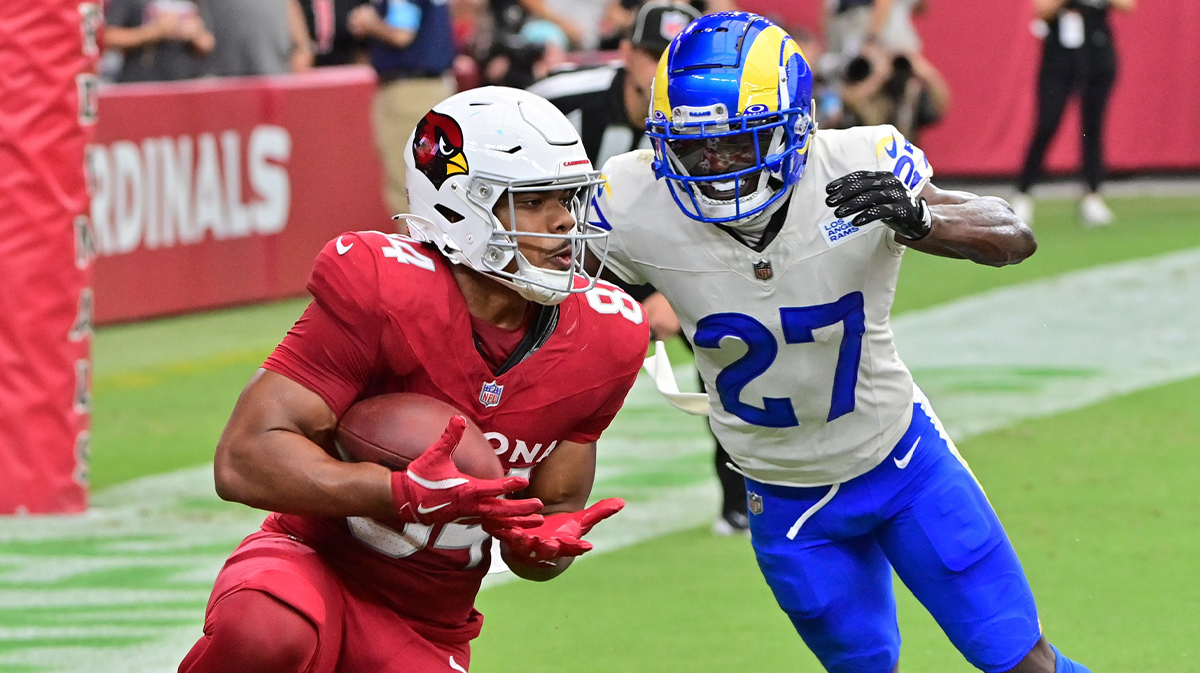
479, 380, 504, 408
748, 491, 764, 515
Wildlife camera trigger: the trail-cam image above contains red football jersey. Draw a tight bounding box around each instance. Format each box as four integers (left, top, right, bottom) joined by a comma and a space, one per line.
262, 231, 648, 643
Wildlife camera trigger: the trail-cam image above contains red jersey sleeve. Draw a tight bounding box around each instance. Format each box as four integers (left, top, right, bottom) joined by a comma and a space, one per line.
263, 233, 383, 416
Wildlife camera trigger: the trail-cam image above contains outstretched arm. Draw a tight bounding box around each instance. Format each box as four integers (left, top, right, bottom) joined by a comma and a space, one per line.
826, 171, 1036, 267
907, 182, 1037, 266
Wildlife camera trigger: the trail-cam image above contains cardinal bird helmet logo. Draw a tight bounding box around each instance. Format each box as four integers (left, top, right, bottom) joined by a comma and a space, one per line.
412, 111, 469, 190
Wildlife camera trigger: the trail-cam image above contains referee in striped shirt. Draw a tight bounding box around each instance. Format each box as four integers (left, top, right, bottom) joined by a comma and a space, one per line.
530, 1, 752, 536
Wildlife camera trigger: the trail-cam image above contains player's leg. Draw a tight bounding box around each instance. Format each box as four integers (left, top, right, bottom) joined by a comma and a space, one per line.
1004, 638, 1092, 673
339, 591, 474, 673
875, 402, 1089, 673
178, 529, 345, 673
1016, 61, 1075, 194
1079, 64, 1116, 195
714, 441, 749, 534
179, 590, 317, 673
747, 479, 900, 673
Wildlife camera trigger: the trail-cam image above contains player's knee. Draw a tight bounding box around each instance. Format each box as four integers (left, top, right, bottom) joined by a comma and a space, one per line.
205, 590, 318, 672
785, 610, 899, 673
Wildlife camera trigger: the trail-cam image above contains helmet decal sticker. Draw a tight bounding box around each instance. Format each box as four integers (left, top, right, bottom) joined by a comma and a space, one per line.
412, 111, 468, 190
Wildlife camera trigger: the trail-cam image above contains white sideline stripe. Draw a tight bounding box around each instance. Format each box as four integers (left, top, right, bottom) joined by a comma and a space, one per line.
4, 246, 1200, 671
0, 626, 169, 641
0, 589, 212, 608
893, 246, 1200, 440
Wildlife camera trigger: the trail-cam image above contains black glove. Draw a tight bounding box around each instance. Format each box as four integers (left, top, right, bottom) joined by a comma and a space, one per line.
825, 170, 932, 241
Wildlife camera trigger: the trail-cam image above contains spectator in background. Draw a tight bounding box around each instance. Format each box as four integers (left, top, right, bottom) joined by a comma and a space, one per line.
598, 0, 738, 50
349, 0, 456, 214
865, 0, 924, 52
470, 0, 574, 90
296, 0, 369, 67
205, 0, 309, 75
104, 0, 215, 83
529, 1, 699, 167
490, 0, 583, 49
840, 47, 949, 142
1012, 0, 1135, 228
823, 0, 875, 70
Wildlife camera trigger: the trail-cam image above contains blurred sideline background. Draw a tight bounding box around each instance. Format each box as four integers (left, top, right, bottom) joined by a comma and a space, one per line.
2, 0, 1199, 670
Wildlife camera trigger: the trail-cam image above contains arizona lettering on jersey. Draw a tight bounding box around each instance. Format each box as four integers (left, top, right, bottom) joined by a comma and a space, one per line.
262, 231, 648, 642
596, 125, 931, 487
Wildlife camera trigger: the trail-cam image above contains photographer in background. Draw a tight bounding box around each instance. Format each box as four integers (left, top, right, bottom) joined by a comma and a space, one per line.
840, 47, 949, 143
1012, 0, 1135, 228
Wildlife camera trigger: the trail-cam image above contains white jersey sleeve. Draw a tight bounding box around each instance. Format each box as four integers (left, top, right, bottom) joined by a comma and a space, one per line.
592, 151, 658, 287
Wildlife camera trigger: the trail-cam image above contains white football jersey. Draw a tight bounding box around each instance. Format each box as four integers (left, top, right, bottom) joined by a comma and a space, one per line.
595, 125, 933, 486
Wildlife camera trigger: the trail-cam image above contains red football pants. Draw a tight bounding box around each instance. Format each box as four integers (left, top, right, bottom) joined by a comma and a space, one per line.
180, 530, 472, 673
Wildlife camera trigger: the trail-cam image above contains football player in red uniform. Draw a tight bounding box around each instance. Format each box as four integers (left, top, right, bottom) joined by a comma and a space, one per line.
178, 87, 650, 673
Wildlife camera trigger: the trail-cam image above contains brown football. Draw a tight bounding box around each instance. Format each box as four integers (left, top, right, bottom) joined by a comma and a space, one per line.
335, 393, 503, 479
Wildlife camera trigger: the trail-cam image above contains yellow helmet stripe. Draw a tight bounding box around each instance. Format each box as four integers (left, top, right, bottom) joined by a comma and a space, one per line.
738, 25, 798, 113
650, 49, 672, 122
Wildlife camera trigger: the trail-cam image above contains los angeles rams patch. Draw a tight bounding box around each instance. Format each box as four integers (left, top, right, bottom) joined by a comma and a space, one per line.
820, 218, 878, 248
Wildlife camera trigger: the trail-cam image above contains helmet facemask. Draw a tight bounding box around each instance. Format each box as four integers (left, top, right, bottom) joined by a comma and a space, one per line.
406, 170, 609, 306
649, 105, 812, 226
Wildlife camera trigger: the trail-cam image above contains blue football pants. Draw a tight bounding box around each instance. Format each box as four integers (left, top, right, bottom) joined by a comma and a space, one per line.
746, 401, 1042, 673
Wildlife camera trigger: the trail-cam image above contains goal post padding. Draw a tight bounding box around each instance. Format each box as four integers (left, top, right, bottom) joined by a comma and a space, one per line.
0, 0, 98, 513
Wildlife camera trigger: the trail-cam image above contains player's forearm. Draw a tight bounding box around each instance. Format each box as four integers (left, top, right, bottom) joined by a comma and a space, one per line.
913, 196, 1037, 267
214, 430, 395, 519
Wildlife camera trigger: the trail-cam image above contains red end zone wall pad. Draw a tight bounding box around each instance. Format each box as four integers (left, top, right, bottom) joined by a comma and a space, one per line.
89, 66, 391, 324
0, 1, 98, 513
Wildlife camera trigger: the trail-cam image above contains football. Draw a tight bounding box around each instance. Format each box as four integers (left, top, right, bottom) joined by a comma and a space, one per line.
335, 393, 503, 479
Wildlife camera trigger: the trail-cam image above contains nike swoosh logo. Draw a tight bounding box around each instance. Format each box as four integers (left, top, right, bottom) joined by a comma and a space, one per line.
449, 655, 468, 672
893, 437, 921, 469
336, 236, 353, 255
417, 502, 450, 515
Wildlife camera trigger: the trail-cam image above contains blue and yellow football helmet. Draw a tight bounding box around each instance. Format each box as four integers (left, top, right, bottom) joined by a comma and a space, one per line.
645, 12, 813, 224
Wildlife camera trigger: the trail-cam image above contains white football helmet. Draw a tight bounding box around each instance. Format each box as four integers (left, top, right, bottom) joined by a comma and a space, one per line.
400, 86, 608, 305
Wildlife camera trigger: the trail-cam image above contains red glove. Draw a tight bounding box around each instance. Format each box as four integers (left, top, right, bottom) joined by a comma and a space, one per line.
391, 416, 544, 527
486, 497, 625, 566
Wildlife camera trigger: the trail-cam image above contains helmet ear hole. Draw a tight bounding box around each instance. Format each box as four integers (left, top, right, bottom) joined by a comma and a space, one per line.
435, 204, 465, 223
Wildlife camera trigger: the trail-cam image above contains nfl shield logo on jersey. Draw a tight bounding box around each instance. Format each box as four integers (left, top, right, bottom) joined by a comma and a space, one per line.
479, 380, 504, 408
748, 491, 764, 515
753, 259, 773, 281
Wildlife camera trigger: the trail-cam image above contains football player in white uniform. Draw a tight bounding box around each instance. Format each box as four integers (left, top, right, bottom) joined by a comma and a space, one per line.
592, 11, 1092, 673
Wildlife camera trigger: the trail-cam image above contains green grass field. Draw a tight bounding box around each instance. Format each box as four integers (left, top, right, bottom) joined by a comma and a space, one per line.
4, 194, 1200, 672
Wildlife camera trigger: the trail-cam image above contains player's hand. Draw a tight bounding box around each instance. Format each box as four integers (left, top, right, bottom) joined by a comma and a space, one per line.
825, 170, 932, 241
391, 417, 545, 527
485, 498, 625, 566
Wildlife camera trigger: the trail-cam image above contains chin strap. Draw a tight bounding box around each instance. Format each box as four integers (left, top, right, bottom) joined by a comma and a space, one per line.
642, 341, 711, 416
